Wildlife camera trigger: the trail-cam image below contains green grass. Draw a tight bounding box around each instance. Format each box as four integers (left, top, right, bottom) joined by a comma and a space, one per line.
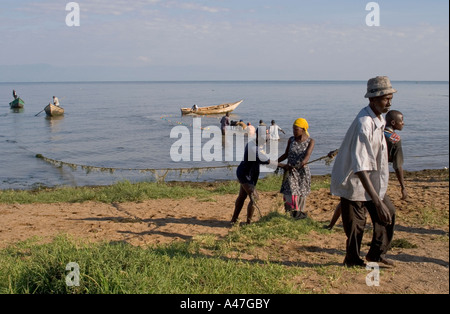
0, 181, 214, 204
0, 174, 331, 205
0, 174, 336, 294
0, 212, 331, 294
1, 170, 448, 294
418, 205, 449, 227
390, 238, 418, 249
227, 212, 328, 249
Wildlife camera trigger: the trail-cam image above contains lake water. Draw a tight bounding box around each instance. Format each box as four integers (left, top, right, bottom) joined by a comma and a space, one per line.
0, 81, 448, 190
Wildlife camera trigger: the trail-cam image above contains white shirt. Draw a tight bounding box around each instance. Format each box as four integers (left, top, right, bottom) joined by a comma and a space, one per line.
269, 124, 282, 140
330, 106, 389, 201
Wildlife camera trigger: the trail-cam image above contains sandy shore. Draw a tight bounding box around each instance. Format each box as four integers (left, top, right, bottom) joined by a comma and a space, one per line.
0, 169, 448, 294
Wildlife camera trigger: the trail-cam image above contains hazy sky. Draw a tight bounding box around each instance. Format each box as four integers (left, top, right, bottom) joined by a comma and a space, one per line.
0, 0, 448, 81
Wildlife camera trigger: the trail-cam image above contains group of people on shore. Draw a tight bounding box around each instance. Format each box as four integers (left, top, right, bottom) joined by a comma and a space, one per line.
220, 112, 286, 141
231, 76, 407, 268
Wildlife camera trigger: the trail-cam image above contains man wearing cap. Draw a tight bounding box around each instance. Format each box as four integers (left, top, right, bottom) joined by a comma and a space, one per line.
331, 76, 397, 267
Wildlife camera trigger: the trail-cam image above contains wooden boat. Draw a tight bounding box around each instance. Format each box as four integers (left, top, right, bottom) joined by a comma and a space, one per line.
181, 100, 243, 115
9, 98, 25, 109
44, 104, 64, 117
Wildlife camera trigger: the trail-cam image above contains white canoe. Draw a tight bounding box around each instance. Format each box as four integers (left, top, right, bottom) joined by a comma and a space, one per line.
181, 100, 243, 115
44, 104, 65, 117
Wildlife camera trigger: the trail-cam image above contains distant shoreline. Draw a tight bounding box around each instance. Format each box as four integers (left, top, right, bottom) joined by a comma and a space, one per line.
1, 80, 449, 85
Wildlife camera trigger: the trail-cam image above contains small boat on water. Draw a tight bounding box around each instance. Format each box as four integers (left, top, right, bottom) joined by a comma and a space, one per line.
9, 98, 25, 109
181, 100, 243, 115
44, 104, 64, 117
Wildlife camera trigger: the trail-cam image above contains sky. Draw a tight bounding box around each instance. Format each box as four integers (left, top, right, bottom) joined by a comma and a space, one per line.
0, 0, 448, 82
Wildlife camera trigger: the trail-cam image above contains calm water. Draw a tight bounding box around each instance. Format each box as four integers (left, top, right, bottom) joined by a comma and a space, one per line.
1, 81, 448, 190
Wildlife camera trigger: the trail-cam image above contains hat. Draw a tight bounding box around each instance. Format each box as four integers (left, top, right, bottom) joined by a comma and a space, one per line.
364, 76, 397, 98
293, 118, 310, 136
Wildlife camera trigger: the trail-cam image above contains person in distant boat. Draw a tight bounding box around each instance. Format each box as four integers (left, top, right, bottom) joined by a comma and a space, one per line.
53, 96, 60, 106
220, 112, 230, 135
12, 90, 18, 100
192, 104, 198, 112
269, 120, 285, 141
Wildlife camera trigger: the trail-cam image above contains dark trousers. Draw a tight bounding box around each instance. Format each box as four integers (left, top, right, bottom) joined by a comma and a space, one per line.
341, 195, 396, 263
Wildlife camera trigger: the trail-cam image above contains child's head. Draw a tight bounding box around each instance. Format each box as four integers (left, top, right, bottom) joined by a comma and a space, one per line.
386, 110, 404, 131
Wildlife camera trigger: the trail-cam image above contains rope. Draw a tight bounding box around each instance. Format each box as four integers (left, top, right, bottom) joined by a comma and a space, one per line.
305, 149, 339, 166
279, 149, 339, 185
408, 153, 449, 158
34, 147, 340, 184
35, 148, 339, 179
35, 153, 238, 183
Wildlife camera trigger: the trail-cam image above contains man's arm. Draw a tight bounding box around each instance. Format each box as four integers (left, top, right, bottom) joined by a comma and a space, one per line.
356, 171, 392, 225
395, 166, 407, 200
392, 141, 407, 200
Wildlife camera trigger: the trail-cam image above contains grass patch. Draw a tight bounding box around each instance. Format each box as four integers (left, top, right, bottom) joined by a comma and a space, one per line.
0, 238, 300, 294
399, 203, 450, 228
418, 205, 449, 227
0, 181, 216, 204
391, 238, 418, 249
0, 174, 330, 205
0, 211, 333, 294
227, 212, 328, 248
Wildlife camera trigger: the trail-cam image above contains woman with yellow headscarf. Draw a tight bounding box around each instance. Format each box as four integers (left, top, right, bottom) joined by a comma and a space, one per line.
277, 118, 315, 219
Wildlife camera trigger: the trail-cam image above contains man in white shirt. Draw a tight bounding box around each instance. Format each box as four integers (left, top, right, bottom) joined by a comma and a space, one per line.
331, 76, 397, 267
269, 120, 285, 141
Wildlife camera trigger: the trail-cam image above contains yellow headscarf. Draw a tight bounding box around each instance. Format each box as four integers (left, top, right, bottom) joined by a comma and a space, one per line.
293, 118, 310, 136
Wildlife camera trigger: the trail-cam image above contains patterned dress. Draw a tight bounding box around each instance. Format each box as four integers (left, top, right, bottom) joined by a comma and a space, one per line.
280, 137, 312, 212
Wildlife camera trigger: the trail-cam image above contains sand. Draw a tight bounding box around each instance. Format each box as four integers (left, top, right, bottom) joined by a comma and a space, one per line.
0, 169, 448, 294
